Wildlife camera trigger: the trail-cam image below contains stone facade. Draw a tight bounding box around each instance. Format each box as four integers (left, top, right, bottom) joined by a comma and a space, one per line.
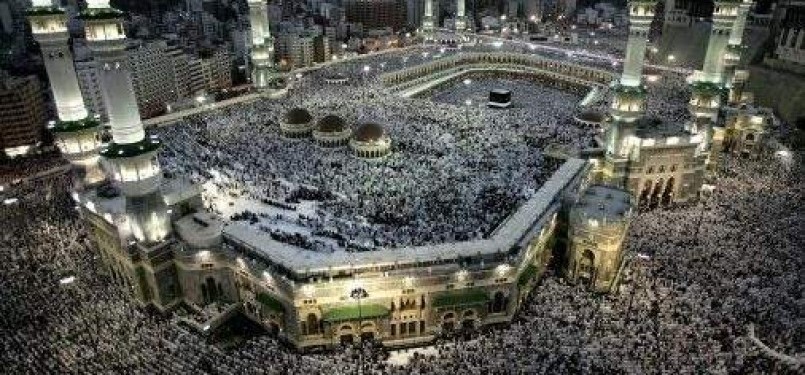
81, 158, 602, 350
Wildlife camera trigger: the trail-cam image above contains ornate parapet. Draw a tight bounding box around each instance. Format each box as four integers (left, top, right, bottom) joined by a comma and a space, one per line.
688, 81, 724, 121
610, 84, 647, 122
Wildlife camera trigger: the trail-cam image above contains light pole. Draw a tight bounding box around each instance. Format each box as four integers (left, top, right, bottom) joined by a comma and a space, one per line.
464, 99, 472, 127
362, 65, 371, 86
295, 72, 303, 106
463, 78, 472, 127
350, 287, 368, 374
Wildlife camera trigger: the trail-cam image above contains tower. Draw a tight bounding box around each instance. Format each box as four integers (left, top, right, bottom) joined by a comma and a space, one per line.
27, 0, 102, 187
610, 0, 654, 123
81, 0, 170, 243
723, 0, 753, 105
455, 0, 467, 31
247, 0, 279, 90
696, 0, 741, 85
566, 185, 633, 293
422, 0, 435, 39
689, 1, 742, 162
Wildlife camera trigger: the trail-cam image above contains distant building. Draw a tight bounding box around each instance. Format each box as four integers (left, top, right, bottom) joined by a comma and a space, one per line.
0, 72, 45, 154
75, 38, 233, 120
289, 33, 316, 68
313, 34, 331, 63
187, 48, 233, 94
75, 59, 107, 122
772, 1, 805, 66
407, 0, 425, 28
128, 40, 182, 119
344, 0, 407, 31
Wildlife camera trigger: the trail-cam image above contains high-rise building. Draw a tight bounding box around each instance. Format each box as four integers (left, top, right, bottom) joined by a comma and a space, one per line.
313, 34, 331, 63
773, 1, 805, 66
422, 0, 435, 37
186, 48, 233, 93
454, 0, 467, 30
407, 0, 425, 29
128, 40, 181, 119
723, 0, 753, 105
688, 0, 742, 164
289, 32, 316, 67
75, 58, 108, 122
344, 0, 407, 31
0, 72, 45, 154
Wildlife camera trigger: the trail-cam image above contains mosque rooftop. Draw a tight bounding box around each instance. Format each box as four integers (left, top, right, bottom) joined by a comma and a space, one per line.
633, 117, 688, 139
573, 185, 632, 223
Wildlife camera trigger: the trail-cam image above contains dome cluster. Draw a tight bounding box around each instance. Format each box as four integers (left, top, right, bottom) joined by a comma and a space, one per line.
280, 109, 391, 158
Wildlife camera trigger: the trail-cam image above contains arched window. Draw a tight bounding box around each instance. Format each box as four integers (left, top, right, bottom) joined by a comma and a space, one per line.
491, 292, 506, 313
306, 313, 319, 335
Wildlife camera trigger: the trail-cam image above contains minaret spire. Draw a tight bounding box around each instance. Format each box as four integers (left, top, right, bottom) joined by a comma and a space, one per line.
422, 0, 435, 39
689, 1, 743, 130
27, 0, 103, 187
723, 0, 754, 105
81, 0, 169, 243
247, 0, 279, 90
610, 0, 655, 123
455, 0, 467, 31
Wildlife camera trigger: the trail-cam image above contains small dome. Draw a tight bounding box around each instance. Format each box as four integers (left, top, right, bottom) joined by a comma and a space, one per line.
577, 111, 606, 124
353, 122, 386, 142
285, 108, 312, 124
317, 115, 347, 133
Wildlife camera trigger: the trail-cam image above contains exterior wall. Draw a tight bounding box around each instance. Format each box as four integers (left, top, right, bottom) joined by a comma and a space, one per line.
597, 143, 705, 207
120, 215, 558, 350
85, 162, 590, 351
720, 108, 770, 156
567, 213, 631, 292
381, 52, 615, 88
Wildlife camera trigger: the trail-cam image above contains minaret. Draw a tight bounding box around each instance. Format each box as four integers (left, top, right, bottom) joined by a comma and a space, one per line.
247, 0, 278, 90
610, 0, 654, 123
81, 0, 169, 243
689, 1, 741, 129
723, 0, 753, 105
455, 0, 467, 31
697, 1, 741, 84
27, 0, 103, 187
422, 0, 435, 39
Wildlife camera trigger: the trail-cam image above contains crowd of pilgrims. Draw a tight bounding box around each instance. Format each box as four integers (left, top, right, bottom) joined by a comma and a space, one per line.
2, 36, 800, 373
156, 65, 594, 251
0, 149, 801, 373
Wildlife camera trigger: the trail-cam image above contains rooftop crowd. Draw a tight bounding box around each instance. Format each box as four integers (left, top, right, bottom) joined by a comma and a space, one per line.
156, 64, 592, 252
